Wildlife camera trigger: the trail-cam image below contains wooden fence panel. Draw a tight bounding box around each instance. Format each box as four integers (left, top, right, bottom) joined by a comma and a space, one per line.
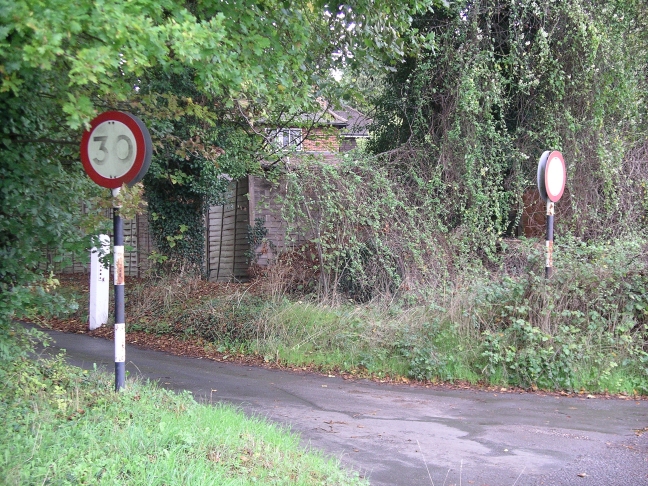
44, 208, 153, 278
205, 179, 250, 282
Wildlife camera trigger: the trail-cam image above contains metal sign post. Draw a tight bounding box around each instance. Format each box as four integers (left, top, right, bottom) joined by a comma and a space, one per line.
80, 111, 152, 391
113, 188, 126, 391
537, 150, 566, 279
545, 201, 555, 278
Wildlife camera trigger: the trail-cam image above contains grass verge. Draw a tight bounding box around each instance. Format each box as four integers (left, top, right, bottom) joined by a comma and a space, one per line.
0, 351, 367, 486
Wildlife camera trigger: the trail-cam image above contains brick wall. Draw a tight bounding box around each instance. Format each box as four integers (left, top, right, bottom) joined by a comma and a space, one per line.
301, 127, 340, 153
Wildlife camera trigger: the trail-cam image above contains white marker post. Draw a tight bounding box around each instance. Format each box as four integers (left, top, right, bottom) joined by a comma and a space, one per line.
89, 234, 110, 330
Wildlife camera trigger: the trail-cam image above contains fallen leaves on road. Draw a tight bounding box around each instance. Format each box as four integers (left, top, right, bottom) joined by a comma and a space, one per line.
634, 427, 648, 436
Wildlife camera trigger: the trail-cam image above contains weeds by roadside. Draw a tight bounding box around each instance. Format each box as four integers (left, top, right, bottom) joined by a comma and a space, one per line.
40, 235, 648, 395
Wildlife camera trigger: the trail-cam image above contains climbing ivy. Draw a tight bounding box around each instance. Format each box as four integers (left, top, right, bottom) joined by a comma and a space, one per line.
0, 0, 433, 358
275, 0, 648, 301
369, 0, 648, 246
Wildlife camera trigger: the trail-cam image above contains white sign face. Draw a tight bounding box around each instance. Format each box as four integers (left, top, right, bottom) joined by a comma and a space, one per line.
537, 150, 566, 202
546, 155, 565, 198
86, 121, 137, 179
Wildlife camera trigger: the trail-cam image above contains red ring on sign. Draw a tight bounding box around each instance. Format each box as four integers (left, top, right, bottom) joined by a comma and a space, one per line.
544, 151, 566, 202
80, 111, 146, 189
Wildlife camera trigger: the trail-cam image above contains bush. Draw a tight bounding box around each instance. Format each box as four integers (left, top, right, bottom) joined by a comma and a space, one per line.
468, 236, 648, 391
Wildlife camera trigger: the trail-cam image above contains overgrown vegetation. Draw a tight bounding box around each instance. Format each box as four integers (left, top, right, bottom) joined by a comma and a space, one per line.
149, 235, 648, 393
5, 0, 648, 413
0, 348, 367, 485
126, 268, 266, 347
0, 0, 429, 363
280, 155, 448, 302
237, 0, 648, 393
369, 0, 648, 244
44, 231, 648, 395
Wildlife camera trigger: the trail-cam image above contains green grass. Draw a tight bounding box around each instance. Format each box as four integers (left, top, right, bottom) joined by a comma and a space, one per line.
253, 301, 412, 378
0, 354, 368, 486
249, 296, 647, 394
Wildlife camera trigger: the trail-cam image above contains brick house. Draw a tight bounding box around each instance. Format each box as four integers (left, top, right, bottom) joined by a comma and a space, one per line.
205, 104, 372, 282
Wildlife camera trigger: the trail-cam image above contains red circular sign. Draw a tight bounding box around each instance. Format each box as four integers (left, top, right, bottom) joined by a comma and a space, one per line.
537, 150, 566, 202
80, 111, 147, 188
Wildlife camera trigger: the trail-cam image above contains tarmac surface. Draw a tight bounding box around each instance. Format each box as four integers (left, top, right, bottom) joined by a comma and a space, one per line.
37, 327, 647, 486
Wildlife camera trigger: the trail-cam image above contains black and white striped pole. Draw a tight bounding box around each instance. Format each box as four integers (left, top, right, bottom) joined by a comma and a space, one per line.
537, 151, 566, 279
113, 187, 126, 391
80, 111, 152, 391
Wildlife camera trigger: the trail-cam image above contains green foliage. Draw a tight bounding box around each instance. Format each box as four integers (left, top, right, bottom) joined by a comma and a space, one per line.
44, 235, 648, 393
0, 103, 98, 358
470, 236, 648, 391
1, 0, 429, 353
227, 235, 648, 393
136, 70, 256, 266
369, 0, 648, 245
117, 272, 272, 347
394, 319, 472, 382
186, 296, 269, 346
1, 1, 307, 124
254, 301, 411, 376
2, 0, 431, 129
281, 153, 443, 301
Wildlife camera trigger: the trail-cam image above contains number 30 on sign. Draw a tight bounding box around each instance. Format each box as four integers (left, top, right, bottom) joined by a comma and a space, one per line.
80, 111, 152, 189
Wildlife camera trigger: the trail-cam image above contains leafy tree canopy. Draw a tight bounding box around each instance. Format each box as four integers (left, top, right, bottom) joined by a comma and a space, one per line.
2, 0, 433, 127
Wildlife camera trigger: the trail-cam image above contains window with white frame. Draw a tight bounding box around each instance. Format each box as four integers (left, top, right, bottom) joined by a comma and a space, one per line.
266, 128, 303, 151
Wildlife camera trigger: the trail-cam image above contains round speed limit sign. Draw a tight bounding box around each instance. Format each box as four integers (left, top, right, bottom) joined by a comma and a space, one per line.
80, 111, 152, 188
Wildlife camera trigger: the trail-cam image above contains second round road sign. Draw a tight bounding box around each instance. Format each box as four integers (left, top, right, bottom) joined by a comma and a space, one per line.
537, 150, 566, 203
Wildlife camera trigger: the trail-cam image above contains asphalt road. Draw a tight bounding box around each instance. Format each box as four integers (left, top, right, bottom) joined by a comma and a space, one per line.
36, 328, 647, 486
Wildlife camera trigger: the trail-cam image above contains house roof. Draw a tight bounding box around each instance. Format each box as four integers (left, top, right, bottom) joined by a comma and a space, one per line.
309, 99, 372, 137
333, 105, 372, 138
298, 107, 348, 127
264, 100, 371, 138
